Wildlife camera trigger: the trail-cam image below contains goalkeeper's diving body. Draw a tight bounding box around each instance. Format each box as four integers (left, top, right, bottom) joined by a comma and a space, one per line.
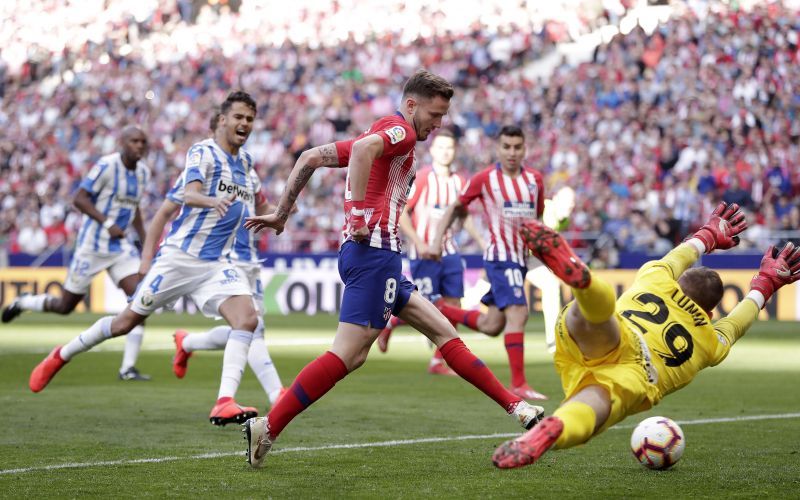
492, 202, 800, 469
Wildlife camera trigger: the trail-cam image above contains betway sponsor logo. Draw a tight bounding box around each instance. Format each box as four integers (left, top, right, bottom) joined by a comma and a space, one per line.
502, 201, 536, 219
217, 179, 254, 203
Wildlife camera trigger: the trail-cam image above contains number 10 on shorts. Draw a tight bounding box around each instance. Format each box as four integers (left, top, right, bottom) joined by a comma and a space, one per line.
504, 268, 523, 287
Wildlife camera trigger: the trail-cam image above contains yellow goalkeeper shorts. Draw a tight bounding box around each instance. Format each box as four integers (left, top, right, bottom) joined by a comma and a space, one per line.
553, 301, 662, 434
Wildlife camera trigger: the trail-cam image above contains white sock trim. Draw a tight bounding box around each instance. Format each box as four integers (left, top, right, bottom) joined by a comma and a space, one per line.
217, 331, 253, 399
183, 325, 231, 352
120, 326, 144, 372
18, 294, 50, 312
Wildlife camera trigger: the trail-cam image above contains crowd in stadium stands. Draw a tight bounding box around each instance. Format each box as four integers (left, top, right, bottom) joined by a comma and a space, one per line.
1, 0, 798, 267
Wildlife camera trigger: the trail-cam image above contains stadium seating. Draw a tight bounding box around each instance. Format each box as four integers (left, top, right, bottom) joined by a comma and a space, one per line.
0, 1, 798, 266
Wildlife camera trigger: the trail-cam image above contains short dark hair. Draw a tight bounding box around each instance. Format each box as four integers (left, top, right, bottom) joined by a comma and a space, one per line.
678, 267, 724, 314
209, 109, 221, 132
498, 125, 524, 141
220, 91, 257, 115
433, 128, 457, 144
402, 70, 454, 101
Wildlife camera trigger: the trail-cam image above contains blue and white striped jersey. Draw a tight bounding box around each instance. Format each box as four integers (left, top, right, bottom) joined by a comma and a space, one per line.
75, 152, 150, 254
228, 167, 264, 264
162, 138, 260, 262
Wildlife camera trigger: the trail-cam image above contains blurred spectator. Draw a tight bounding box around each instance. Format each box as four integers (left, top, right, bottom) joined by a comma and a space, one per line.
722, 177, 753, 211
0, 0, 798, 263
17, 216, 48, 255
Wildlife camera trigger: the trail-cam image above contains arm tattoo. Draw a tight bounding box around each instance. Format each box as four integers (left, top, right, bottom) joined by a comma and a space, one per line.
278, 163, 315, 219
318, 143, 339, 166
274, 205, 290, 221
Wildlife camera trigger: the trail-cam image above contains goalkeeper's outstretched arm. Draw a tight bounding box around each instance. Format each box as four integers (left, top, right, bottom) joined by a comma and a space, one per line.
647, 201, 747, 280
712, 242, 800, 363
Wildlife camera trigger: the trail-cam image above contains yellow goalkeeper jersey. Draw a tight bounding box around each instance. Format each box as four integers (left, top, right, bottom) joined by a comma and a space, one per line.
616, 243, 758, 399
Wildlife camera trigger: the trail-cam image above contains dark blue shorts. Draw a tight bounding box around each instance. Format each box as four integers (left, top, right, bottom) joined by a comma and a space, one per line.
408, 254, 464, 300
338, 241, 416, 328
480, 260, 528, 310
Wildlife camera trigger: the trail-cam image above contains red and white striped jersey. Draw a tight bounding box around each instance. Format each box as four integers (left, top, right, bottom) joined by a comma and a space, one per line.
406, 166, 465, 259
459, 163, 545, 264
335, 114, 417, 253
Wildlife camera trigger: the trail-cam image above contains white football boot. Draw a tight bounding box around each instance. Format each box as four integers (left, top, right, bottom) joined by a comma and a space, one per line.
509, 400, 545, 430
243, 417, 274, 469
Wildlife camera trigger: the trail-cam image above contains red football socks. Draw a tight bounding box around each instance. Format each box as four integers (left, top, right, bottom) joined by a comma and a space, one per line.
267, 351, 348, 439
437, 303, 481, 331
439, 338, 519, 411
504, 332, 526, 387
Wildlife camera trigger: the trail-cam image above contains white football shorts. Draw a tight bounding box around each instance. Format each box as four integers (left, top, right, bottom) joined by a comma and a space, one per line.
64, 245, 141, 295
131, 245, 251, 317
235, 260, 265, 316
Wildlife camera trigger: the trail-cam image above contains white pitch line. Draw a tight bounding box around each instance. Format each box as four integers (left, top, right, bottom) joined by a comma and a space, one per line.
1, 412, 798, 476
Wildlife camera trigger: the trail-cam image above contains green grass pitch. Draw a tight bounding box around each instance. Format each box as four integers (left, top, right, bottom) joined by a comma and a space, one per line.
0, 312, 798, 498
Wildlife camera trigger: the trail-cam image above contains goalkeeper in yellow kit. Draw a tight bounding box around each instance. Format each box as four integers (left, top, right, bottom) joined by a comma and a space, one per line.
492, 201, 800, 469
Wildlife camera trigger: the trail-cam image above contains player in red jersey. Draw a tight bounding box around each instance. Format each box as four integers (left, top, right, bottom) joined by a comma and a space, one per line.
240, 70, 545, 468
377, 128, 485, 376
431, 126, 548, 401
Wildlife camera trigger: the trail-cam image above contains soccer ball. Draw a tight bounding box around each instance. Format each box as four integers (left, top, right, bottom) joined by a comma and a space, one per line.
630, 416, 685, 470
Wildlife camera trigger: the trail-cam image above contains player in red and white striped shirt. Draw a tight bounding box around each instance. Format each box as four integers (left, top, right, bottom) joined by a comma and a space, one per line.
377, 129, 484, 375
241, 72, 545, 468
432, 125, 548, 401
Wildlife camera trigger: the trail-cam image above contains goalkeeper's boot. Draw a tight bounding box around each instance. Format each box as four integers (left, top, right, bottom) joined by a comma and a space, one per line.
209, 398, 258, 426
520, 221, 590, 288
243, 417, 274, 469
29, 346, 67, 393
172, 330, 192, 379
493, 415, 564, 469
508, 400, 546, 430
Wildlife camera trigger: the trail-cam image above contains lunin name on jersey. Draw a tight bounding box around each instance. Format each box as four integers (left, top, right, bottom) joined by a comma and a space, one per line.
616, 245, 735, 403
75, 152, 151, 254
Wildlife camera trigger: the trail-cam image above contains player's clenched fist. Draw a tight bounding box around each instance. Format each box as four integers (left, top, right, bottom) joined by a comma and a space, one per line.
348, 202, 369, 242
749, 242, 800, 304
690, 201, 747, 253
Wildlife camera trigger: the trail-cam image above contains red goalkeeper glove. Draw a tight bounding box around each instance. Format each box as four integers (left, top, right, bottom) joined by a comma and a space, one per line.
689, 201, 747, 253
749, 242, 800, 305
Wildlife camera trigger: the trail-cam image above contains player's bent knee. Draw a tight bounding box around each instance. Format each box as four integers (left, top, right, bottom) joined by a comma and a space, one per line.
53, 302, 77, 315
481, 318, 505, 336
349, 352, 369, 371
231, 312, 259, 333
483, 327, 503, 337
110, 317, 136, 337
